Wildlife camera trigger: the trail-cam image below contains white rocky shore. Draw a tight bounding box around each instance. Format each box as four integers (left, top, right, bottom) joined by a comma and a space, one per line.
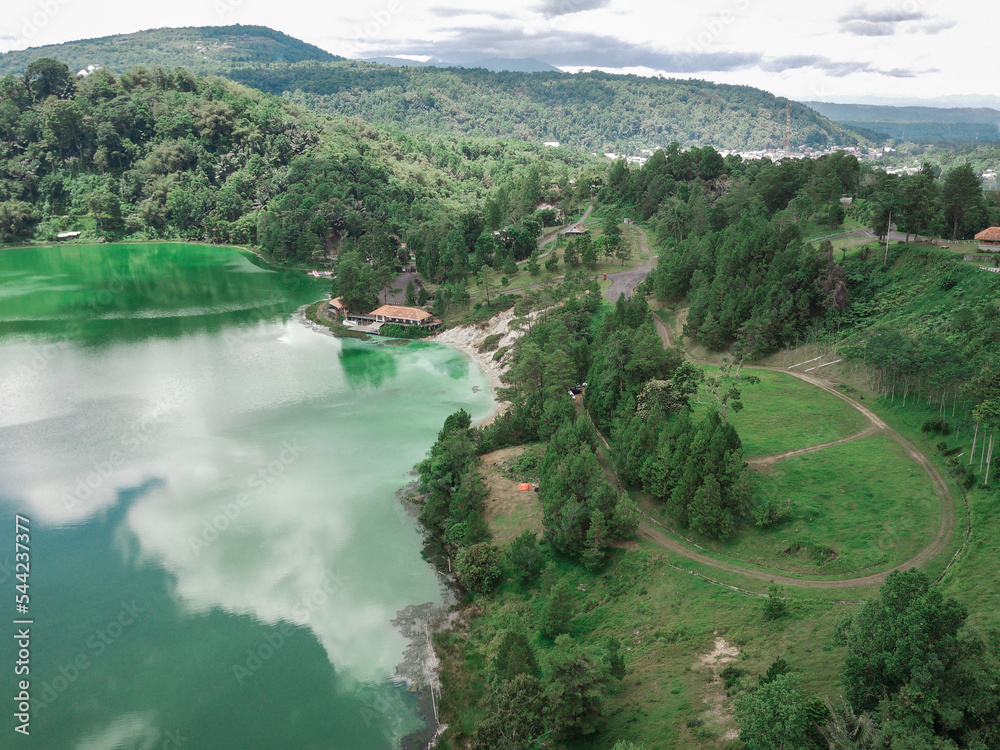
430, 307, 532, 422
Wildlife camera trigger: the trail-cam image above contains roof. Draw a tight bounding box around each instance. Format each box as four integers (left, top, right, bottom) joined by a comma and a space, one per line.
370, 304, 433, 321
975, 227, 1000, 242
329, 296, 346, 309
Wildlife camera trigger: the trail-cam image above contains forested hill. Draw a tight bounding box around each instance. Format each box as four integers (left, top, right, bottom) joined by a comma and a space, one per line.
806, 100, 1000, 142
0, 25, 336, 77
0, 58, 593, 263
231, 61, 864, 153
0, 25, 865, 153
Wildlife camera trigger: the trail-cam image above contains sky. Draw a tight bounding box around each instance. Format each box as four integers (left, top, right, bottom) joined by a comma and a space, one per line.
0, 0, 995, 102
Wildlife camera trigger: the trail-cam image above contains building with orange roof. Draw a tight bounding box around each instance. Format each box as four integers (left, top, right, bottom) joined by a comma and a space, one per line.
347, 304, 440, 330
975, 227, 1000, 252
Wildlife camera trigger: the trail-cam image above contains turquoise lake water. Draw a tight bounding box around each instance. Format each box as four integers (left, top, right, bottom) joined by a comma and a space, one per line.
0, 243, 493, 748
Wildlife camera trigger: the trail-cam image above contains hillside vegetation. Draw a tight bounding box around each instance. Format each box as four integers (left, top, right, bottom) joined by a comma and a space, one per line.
0, 25, 335, 76
235, 61, 863, 152
0, 26, 868, 153
0, 58, 593, 267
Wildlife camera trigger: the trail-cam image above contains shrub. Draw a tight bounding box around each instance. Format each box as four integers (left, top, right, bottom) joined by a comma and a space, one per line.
763, 582, 788, 620
456, 542, 502, 594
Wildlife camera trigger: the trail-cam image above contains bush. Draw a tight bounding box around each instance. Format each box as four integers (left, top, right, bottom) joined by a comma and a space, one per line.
762, 582, 788, 620
720, 665, 745, 690
506, 530, 543, 586
456, 542, 502, 594
478, 333, 503, 353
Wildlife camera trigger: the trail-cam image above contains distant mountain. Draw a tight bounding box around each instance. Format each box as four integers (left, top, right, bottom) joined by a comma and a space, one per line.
0, 25, 866, 153
0, 25, 336, 76
817, 94, 1000, 110
806, 101, 1000, 142
364, 56, 561, 73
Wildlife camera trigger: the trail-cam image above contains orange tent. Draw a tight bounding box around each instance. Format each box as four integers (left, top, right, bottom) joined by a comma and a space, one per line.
518, 483, 532, 491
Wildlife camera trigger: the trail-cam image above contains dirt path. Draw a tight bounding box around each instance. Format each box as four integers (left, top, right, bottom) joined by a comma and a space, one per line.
603, 226, 655, 302
746, 426, 877, 469
596, 359, 959, 589
653, 315, 673, 348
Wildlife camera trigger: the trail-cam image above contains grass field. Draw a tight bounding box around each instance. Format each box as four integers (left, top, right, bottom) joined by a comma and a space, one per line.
436, 546, 852, 750
859, 394, 999, 628
697, 367, 869, 458
707, 434, 940, 575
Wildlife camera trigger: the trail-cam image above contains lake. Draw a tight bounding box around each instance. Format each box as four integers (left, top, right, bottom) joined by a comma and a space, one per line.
0, 243, 493, 748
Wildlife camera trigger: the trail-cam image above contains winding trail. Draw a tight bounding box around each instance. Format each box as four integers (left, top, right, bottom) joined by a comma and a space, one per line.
603, 226, 655, 302
611, 315, 959, 590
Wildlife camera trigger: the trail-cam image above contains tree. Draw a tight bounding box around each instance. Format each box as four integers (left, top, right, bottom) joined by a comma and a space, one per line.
417, 285, 429, 305
473, 673, 545, 750
455, 542, 502, 594
834, 570, 967, 713
760, 657, 791, 685
734, 674, 815, 750
476, 268, 497, 305
543, 635, 610, 739
702, 357, 759, 426
763, 582, 788, 621
405, 280, 417, 305
940, 162, 984, 240
580, 236, 598, 269
563, 241, 579, 267
539, 576, 574, 639
820, 699, 880, 750
492, 631, 540, 683
332, 249, 378, 313
505, 530, 543, 586
606, 636, 626, 679
0, 200, 35, 242
526, 248, 541, 275
25, 58, 72, 101
582, 508, 608, 571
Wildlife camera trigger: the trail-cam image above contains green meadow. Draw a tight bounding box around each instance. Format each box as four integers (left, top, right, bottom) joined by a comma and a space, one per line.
713, 434, 940, 575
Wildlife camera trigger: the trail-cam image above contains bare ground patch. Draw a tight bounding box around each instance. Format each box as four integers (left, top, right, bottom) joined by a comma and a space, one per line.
481, 446, 544, 545
694, 635, 741, 743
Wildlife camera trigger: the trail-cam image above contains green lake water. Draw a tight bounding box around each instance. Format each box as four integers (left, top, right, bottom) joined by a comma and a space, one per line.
0, 243, 494, 748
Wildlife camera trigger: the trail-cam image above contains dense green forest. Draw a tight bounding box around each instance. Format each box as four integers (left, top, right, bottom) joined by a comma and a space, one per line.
0, 25, 335, 77
234, 61, 863, 153
590, 146, 1000, 358
0, 57, 594, 269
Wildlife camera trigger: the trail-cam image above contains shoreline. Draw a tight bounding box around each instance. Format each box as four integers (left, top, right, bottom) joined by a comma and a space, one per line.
429, 308, 527, 427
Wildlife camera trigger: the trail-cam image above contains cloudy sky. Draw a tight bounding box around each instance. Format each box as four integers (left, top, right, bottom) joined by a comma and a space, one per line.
0, 0, 993, 101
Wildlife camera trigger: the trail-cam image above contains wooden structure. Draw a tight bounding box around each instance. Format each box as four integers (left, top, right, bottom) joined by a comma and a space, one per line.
561, 223, 589, 235
975, 227, 1000, 252
348, 304, 440, 330
328, 296, 347, 318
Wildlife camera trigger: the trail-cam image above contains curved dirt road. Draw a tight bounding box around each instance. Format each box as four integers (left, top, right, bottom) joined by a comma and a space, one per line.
623, 329, 959, 588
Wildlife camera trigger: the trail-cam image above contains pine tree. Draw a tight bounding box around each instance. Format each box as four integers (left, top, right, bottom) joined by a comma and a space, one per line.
582, 508, 607, 571
539, 577, 574, 639
606, 636, 626, 679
